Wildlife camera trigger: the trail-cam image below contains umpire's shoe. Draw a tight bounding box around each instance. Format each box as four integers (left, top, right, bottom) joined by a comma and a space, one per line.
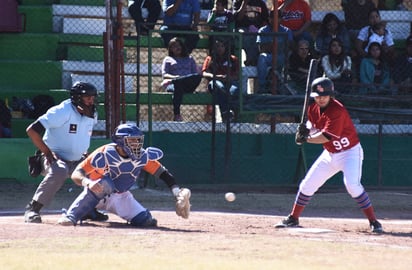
370, 220, 383, 233
24, 200, 43, 223
81, 208, 109, 222
274, 214, 299, 228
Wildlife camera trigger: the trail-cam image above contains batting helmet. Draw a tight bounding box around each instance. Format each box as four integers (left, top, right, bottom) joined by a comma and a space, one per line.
70, 81, 98, 118
112, 123, 144, 160
310, 77, 335, 97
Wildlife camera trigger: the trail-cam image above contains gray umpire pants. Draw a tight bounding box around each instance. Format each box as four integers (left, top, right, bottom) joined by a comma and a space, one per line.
31, 157, 81, 207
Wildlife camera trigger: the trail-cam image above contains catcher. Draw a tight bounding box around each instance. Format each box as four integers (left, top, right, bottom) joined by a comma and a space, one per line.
58, 123, 191, 227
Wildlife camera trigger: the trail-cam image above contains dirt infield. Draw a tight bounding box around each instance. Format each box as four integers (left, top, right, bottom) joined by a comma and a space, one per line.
1, 183, 411, 269
1, 210, 412, 246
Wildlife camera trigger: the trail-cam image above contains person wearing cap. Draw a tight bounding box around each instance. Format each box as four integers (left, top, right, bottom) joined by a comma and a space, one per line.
392, 35, 412, 95
24, 82, 107, 224
274, 77, 383, 233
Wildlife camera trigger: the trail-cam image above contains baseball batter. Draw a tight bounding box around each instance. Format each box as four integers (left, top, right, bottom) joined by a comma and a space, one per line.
58, 123, 191, 227
275, 77, 383, 233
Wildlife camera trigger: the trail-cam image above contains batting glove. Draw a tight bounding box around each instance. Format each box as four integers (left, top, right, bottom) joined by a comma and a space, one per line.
295, 131, 307, 145
297, 123, 310, 137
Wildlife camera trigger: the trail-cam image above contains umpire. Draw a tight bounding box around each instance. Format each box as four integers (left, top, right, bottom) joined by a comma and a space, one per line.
24, 82, 105, 223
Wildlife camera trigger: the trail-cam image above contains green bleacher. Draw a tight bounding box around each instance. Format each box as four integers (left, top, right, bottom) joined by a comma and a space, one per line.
1, 1, 411, 138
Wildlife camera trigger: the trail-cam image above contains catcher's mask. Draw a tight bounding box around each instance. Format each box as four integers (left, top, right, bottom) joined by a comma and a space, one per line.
112, 123, 144, 160
70, 81, 98, 118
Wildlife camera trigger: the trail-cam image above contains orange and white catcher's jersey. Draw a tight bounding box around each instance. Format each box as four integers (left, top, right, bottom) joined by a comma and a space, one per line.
79, 143, 163, 192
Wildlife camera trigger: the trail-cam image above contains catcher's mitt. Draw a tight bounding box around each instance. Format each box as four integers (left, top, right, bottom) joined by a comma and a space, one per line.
175, 188, 191, 219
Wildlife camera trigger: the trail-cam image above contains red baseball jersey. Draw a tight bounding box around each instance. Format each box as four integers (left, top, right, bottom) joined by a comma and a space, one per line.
308, 98, 360, 153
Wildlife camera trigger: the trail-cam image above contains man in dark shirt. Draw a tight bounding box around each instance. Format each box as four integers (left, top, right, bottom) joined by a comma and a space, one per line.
341, 0, 376, 40
233, 0, 269, 66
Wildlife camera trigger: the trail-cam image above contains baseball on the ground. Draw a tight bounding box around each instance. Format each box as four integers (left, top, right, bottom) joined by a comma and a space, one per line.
225, 192, 236, 202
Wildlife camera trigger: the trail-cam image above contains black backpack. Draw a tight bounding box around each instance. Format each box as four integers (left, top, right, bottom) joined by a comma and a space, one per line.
29, 95, 55, 119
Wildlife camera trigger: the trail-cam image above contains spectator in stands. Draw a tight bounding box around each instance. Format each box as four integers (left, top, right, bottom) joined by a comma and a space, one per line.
363, 21, 388, 53
314, 13, 351, 57
233, 0, 269, 66
206, 0, 235, 52
160, 0, 200, 54
288, 39, 315, 94
392, 35, 412, 94
278, 0, 312, 44
394, 0, 408, 10
0, 99, 12, 138
128, 0, 162, 35
207, 0, 235, 34
161, 37, 202, 121
378, 0, 410, 10
341, 0, 376, 41
202, 38, 240, 122
377, 0, 389, 9
355, 8, 395, 65
352, 8, 395, 80
320, 38, 354, 94
359, 42, 391, 94
256, 10, 293, 94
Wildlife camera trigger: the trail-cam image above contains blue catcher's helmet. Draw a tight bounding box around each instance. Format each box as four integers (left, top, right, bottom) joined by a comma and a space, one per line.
112, 123, 144, 160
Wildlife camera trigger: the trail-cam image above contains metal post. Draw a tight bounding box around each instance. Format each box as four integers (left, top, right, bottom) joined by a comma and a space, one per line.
104, 0, 114, 137
270, 0, 279, 132
377, 123, 383, 186
147, 32, 153, 146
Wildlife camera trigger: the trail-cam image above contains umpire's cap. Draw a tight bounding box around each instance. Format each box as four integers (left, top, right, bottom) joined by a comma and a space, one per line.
310, 77, 334, 97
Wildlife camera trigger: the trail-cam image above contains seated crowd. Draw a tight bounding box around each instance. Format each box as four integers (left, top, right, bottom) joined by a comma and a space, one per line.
128, 0, 411, 121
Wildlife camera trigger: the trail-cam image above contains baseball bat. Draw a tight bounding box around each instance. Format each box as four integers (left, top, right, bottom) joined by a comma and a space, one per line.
300, 59, 319, 125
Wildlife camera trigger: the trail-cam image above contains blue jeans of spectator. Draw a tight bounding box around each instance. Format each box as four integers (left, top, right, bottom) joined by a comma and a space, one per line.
257, 53, 272, 92
257, 53, 285, 93
207, 80, 239, 116
0, 125, 11, 138
160, 25, 200, 53
165, 73, 202, 115
238, 28, 259, 65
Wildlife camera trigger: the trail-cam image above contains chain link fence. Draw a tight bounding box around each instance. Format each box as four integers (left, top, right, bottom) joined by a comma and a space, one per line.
1, 0, 411, 185
42, 1, 412, 133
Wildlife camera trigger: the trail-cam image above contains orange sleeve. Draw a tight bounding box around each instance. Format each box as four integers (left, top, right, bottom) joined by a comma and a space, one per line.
80, 145, 106, 181
231, 55, 240, 79
202, 56, 212, 72
143, 160, 162, 175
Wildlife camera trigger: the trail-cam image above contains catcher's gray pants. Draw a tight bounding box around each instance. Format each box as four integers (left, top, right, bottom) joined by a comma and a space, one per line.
32, 158, 80, 206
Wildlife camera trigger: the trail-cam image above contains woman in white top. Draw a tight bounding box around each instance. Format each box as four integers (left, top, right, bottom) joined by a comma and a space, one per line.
321, 38, 353, 94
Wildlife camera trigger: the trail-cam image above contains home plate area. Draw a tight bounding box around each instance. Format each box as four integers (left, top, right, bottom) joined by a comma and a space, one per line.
288, 227, 335, 234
